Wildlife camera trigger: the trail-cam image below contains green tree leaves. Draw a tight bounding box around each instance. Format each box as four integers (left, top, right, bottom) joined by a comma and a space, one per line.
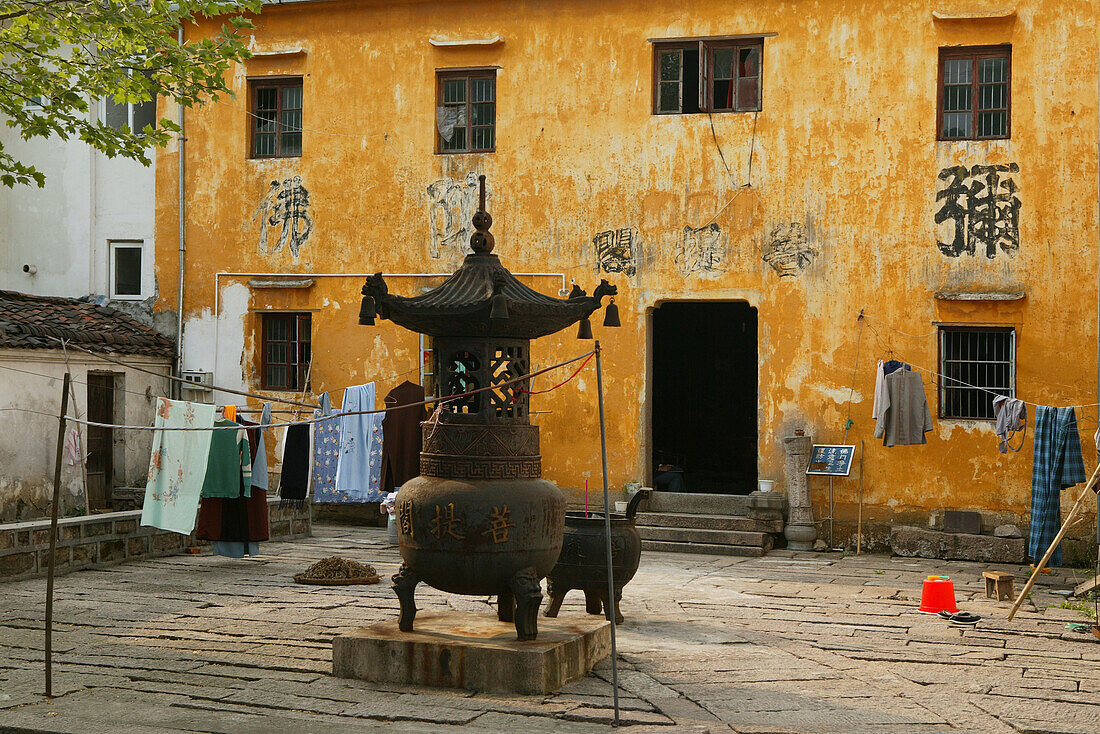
0, 0, 262, 186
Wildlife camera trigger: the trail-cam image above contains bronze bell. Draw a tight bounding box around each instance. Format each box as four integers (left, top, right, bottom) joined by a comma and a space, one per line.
603, 298, 620, 328
358, 294, 375, 325
490, 292, 509, 320
577, 316, 593, 339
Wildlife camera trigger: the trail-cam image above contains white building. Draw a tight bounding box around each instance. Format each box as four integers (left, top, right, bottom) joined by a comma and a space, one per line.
0, 96, 160, 322
0, 96, 172, 521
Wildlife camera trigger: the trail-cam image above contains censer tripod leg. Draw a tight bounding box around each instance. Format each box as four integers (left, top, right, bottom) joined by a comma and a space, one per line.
497, 589, 515, 623
511, 567, 543, 641
392, 563, 420, 632
543, 577, 565, 617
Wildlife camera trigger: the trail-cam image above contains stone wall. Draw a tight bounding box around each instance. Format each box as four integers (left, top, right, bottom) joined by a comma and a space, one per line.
0, 499, 311, 582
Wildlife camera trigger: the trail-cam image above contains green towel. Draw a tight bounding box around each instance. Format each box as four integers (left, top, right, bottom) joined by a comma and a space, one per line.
201, 419, 252, 499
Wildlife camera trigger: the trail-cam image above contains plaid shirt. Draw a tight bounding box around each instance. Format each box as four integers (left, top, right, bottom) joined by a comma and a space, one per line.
1029, 406, 1087, 566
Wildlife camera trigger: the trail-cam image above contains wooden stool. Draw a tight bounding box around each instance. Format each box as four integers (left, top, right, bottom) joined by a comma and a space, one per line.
983, 571, 1015, 601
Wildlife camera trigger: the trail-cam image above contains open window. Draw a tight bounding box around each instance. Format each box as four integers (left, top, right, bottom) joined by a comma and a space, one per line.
654, 38, 763, 115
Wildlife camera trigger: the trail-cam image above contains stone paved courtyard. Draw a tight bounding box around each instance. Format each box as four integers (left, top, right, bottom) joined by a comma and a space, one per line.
1, 525, 1098, 733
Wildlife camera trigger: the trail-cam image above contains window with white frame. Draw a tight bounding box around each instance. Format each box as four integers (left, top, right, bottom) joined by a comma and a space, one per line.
938, 326, 1015, 420
105, 71, 156, 133
109, 241, 143, 299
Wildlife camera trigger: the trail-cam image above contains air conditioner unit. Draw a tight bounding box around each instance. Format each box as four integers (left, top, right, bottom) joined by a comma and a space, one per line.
181, 370, 214, 403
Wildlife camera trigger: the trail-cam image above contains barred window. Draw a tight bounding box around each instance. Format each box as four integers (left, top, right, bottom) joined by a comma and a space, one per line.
938, 46, 1010, 140
250, 77, 303, 158
261, 313, 311, 390
938, 326, 1015, 420
436, 70, 496, 154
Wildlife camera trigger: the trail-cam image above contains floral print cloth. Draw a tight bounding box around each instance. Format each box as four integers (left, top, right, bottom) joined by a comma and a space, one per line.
311, 392, 344, 502
141, 398, 216, 535
334, 383, 385, 502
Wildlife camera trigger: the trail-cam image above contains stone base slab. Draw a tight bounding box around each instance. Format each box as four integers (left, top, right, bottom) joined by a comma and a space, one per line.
891, 525, 1025, 563
332, 610, 610, 695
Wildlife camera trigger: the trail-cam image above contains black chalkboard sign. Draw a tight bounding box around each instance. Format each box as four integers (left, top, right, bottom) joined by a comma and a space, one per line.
806, 445, 856, 476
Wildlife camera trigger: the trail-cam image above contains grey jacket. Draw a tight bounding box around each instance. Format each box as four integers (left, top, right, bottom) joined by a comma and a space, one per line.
873, 370, 934, 446
992, 395, 1027, 453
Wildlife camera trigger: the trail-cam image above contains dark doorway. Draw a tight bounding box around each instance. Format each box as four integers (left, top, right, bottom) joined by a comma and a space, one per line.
651, 301, 757, 494
86, 373, 115, 510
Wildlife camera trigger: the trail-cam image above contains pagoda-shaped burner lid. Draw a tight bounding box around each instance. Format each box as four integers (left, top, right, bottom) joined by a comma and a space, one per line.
360, 175, 616, 339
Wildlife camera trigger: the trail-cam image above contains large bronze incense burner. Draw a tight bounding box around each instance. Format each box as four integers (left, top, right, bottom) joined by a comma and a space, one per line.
359, 176, 617, 640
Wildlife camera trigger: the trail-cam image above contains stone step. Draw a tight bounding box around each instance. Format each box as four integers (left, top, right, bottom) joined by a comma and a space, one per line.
645, 491, 751, 516
640, 539, 766, 557
634, 511, 782, 534
637, 525, 773, 549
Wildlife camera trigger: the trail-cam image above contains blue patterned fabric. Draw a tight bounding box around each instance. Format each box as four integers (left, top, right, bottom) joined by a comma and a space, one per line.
1029, 406, 1087, 566
311, 393, 343, 502
333, 383, 385, 502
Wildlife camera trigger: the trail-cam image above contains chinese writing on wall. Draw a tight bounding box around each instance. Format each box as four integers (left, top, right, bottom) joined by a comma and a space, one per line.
935, 163, 1020, 259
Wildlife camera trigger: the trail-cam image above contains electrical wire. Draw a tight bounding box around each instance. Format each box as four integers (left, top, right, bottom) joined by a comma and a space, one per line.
2, 350, 596, 432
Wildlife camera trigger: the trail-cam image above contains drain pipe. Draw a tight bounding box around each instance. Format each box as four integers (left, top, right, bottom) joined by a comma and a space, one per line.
174, 25, 186, 398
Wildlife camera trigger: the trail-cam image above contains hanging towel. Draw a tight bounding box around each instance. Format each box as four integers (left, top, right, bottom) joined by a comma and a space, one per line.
882, 359, 909, 376
238, 417, 270, 542
141, 398, 216, 535
334, 383, 385, 502
873, 370, 933, 446
249, 403, 271, 491
312, 393, 343, 502
1029, 406, 1087, 566
871, 360, 885, 421
279, 422, 312, 508
993, 396, 1027, 453
381, 380, 427, 491
201, 419, 251, 499
223, 405, 237, 421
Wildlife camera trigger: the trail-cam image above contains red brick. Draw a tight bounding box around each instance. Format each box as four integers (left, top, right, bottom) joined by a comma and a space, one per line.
0, 552, 35, 577
38, 547, 70, 570
71, 543, 95, 565
84, 521, 112, 538
98, 539, 125, 562
151, 533, 182, 552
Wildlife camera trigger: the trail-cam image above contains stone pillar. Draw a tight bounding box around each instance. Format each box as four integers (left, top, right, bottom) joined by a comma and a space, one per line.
782, 434, 816, 551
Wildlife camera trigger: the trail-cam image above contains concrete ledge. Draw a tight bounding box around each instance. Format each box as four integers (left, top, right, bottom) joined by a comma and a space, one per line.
333, 611, 610, 695
0, 499, 312, 582
891, 525, 1025, 564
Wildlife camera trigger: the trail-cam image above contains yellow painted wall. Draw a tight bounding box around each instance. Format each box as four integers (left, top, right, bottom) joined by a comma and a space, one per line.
157, 0, 1100, 545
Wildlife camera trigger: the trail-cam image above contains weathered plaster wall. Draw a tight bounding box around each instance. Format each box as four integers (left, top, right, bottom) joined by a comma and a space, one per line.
0, 349, 171, 522
156, 1, 1100, 537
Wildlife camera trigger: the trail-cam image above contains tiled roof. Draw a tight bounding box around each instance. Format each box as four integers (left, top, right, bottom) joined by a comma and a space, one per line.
0, 290, 175, 359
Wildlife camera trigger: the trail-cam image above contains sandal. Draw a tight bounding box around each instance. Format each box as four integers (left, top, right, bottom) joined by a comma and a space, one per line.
948, 612, 981, 626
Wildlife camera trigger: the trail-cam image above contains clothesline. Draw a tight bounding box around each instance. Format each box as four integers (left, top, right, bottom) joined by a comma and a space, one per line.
3, 350, 597, 432
859, 312, 1100, 410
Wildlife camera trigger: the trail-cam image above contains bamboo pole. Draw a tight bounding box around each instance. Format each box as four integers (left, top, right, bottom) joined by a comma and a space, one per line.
594, 341, 620, 727
45, 372, 71, 698
857, 440, 864, 555
1008, 462, 1100, 621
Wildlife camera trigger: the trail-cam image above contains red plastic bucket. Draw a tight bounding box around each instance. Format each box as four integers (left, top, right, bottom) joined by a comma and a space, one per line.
918, 578, 959, 614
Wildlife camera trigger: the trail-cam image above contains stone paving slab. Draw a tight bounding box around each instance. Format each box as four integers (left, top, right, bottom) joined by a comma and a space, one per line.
0, 526, 1097, 733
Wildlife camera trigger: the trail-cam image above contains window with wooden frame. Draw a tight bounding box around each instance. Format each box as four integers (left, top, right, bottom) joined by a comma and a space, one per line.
654, 39, 763, 115
250, 77, 303, 158
938, 326, 1015, 420
261, 313, 311, 391
938, 46, 1010, 140
436, 69, 496, 153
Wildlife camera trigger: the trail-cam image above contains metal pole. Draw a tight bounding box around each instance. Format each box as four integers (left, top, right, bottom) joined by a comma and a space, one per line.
174, 24, 186, 401
594, 340, 619, 726
45, 371, 71, 698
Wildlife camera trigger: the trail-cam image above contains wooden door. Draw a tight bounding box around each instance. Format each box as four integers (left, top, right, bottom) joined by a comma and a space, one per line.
86, 374, 114, 510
